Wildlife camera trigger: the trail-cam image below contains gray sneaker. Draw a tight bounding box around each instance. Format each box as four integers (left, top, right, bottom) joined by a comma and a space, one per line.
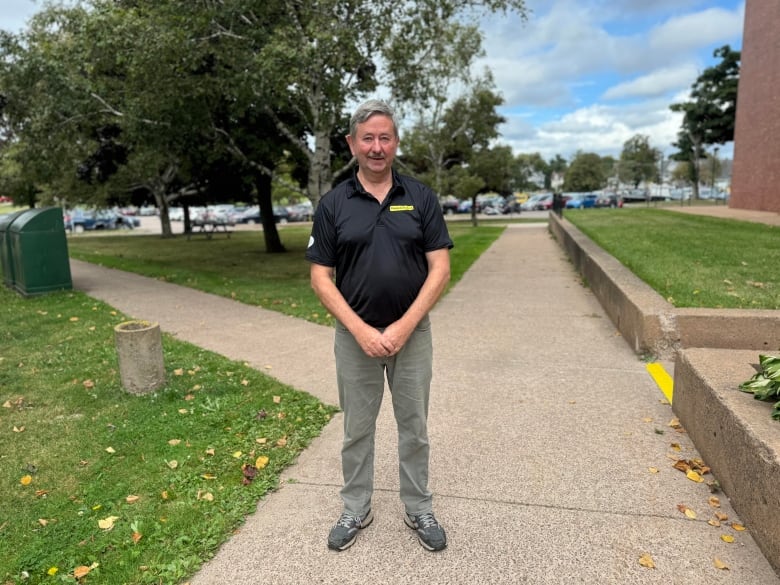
404, 511, 447, 551
327, 509, 374, 551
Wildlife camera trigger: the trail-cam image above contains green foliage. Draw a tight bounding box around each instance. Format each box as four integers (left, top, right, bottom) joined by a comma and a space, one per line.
618, 135, 660, 189
563, 151, 608, 192
739, 355, 780, 421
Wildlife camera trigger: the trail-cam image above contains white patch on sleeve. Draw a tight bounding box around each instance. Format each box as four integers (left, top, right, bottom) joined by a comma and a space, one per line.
308, 236, 315, 248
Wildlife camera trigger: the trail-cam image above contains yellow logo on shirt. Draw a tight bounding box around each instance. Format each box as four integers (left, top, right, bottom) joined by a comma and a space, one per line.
389, 205, 414, 212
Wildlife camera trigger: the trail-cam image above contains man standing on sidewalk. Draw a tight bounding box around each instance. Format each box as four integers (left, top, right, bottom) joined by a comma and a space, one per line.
306, 99, 453, 552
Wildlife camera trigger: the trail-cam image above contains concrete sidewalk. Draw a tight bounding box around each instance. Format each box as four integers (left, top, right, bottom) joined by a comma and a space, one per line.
70, 224, 779, 584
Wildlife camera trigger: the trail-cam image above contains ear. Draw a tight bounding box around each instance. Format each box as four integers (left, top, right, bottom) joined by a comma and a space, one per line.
345, 134, 356, 155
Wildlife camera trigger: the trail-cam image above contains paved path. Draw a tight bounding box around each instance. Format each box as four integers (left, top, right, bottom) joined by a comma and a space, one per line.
70, 224, 780, 584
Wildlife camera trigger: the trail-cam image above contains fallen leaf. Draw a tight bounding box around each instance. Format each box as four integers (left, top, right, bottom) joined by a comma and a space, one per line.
161, 491, 169, 500
20, 475, 32, 486
273, 396, 281, 404
191, 385, 201, 391
47, 567, 58, 576
638, 553, 655, 569
83, 380, 95, 389
648, 467, 659, 474
35, 489, 49, 497
98, 516, 119, 530
241, 379, 249, 386
166, 460, 178, 469
132, 531, 142, 544
731, 523, 746, 532
184, 394, 195, 401
677, 504, 697, 519
276, 437, 287, 447
232, 451, 242, 459
668, 418, 682, 429
201, 473, 216, 480
713, 558, 729, 570
716, 512, 729, 521
197, 490, 214, 501
13, 426, 25, 433
256, 438, 267, 445
38, 518, 49, 526
708, 519, 721, 527
670, 443, 682, 452
721, 534, 735, 543
255, 456, 269, 469
2, 401, 11, 408
708, 496, 721, 508
174, 368, 184, 376
686, 470, 703, 483
178, 409, 188, 414
105, 447, 116, 454
642, 417, 653, 423
125, 495, 140, 504
69, 317, 79, 322
168, 439, 181, 446
205, 448, 215, 456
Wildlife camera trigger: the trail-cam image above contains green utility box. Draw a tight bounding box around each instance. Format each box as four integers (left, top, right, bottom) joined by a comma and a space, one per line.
8, 207, 72, 296
0, 209, 26, 289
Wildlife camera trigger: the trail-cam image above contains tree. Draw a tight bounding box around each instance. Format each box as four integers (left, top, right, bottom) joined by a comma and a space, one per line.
670, 45, 740, 200
564, 151, 608, 192
513, 152, 547, 191
545, 154, 568, 190
618, 135, 659, 189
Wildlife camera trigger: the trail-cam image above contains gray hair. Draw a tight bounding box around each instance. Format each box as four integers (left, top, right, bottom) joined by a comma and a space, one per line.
349, 99, 399, 139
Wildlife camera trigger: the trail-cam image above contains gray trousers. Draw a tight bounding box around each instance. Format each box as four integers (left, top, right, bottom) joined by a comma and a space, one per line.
334, 315, 433, 517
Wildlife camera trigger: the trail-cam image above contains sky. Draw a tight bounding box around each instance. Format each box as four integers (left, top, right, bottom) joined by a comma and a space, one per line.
1, 0, 745, 162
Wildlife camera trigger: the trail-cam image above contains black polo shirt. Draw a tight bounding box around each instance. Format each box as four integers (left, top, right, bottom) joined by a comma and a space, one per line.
306, 170, 454, 328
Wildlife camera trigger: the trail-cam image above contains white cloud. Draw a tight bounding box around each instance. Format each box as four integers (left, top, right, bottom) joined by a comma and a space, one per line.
602, 64, 700, 100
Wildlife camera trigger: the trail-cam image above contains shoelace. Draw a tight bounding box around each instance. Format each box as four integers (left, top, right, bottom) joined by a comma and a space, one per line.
415, 512, 438, 529
336, 513, 361, 528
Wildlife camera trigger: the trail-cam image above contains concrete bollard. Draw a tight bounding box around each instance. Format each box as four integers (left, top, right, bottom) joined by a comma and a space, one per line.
114, 320, 166, 394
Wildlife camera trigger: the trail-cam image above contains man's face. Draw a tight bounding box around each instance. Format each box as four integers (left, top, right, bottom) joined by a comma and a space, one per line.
346, 114, 399, 177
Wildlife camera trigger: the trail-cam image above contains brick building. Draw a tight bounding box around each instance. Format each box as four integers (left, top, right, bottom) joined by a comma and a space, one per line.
730, 0, 780, 212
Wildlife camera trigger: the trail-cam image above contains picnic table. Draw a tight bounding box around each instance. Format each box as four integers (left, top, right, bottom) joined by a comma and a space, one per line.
186, 221, 233, 240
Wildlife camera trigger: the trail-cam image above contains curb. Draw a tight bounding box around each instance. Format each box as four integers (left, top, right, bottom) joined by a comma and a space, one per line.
548, 212, 780, 573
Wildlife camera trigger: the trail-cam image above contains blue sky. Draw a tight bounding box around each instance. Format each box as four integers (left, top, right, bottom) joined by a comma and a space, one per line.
2, 0, 744, 161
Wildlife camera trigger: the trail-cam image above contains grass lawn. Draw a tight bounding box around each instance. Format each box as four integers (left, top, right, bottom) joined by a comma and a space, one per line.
0, 287, 337, 584
66, 223, 508, 326
564, 208, 779, 310
1, 221, 506, 584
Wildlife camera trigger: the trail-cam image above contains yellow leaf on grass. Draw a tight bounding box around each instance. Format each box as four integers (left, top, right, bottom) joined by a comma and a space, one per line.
83, 380, 95, 389
255, 456, 269, 469
47, 567, 58, 576
98, 516, 119, 530
105, 447, 116, 454
20, 475, 32, 486
178, 409, 189, 414
273, 396, 281, 404
686, 470, 703, 483
73, 563, 99, 579
174, 368, 184, 376
241, 379, 249, 386
166, 460, 178, 469
132, 532, 142, 543
256, 438, 267, 445
713, 558, 729, 570
38, 518, 49, 526
69, 317, 79, 322
201, 473, 217, 480
638, 553, 655, 568
205, 448, 215, 456
232, 451, 242, 459
721, 534, 735, 543
126, 495, 140, 504
13, 426, 25, 433
276, 437, 287, 447
168, 439, 181, 446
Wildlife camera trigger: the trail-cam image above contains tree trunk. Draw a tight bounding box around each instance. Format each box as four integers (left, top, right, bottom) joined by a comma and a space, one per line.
255, 173, 286, 253
307, 130, 334, 210
152, 188, 173, 238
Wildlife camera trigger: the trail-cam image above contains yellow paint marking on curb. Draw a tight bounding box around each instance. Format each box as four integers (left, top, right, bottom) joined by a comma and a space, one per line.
646, 363, 674, 404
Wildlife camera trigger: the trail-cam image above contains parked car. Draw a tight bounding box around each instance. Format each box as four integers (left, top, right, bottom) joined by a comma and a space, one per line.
565, 193, 598, 209
440, 196, 460, 215
521, 194, 546, 211
238, 205, 289, 224
595, 194, 623, 208
286, 202, 313, 222
64, 208, 138, 232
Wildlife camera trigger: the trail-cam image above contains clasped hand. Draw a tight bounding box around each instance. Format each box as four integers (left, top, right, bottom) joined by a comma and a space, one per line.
357, 322, 411, 358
